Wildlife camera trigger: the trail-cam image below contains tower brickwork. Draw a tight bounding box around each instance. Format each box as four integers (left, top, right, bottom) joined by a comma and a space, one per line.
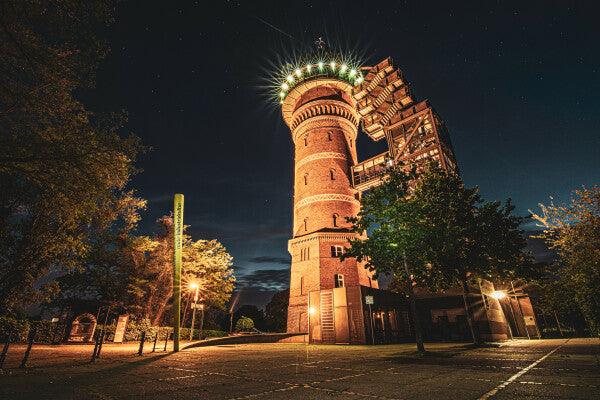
282, 80, 378, 334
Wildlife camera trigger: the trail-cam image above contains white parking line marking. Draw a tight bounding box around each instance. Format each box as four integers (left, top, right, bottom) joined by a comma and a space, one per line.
476, 342, 567, 400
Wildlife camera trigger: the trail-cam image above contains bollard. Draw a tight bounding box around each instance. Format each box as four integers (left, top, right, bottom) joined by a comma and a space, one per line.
96, 329, 106, 359
91, 331, 101, 362
20, 326, 37, 369
138, 331, 146, 356
163, 330, 169, 351
152, 331, 158, 352
0, 328, 14, 369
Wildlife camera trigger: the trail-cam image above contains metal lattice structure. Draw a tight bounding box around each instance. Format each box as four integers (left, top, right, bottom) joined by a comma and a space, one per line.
351, 58, 458, 192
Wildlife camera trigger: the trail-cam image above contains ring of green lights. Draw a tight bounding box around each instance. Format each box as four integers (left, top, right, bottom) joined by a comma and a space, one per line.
278, 59, 364, 104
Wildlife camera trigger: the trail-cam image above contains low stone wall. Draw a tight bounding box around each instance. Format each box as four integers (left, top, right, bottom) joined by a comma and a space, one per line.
182, 333, 308, 350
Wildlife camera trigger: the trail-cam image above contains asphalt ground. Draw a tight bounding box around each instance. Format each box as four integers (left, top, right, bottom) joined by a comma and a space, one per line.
0, 338, 598, 399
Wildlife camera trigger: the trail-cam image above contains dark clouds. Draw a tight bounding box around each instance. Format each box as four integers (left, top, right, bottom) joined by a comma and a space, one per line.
233, 268, 290, 310
236, 269, 290, 292
248, 256, 291, 265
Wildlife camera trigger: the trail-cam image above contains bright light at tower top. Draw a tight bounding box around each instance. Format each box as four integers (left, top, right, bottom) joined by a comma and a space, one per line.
276, 53, 365, 105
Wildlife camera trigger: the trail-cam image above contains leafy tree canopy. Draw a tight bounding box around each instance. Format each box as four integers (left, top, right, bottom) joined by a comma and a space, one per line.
53, 216, 235, 326
0, 0, 145, 311
264, 289, 288, 332
531, 186, 600, 335
344, 162, 533, 342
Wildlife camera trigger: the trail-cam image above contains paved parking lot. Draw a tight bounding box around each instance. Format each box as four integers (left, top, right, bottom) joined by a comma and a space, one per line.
0, 338, 598, 399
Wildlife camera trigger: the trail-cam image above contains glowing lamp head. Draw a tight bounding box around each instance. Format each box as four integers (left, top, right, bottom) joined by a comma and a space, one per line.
189, 282, 199, 289
356, 76, 363, 84
287, 75, 294, 83
309, 307, 316, 315
330, 61, 336, 69
318, 61, 324, 69
490, 291, 506, 299
306, 64, 311, 72
295, 68, 302, 77
350, 69, 356, 76
341, 64, 347, 72
281, 83, 288, 90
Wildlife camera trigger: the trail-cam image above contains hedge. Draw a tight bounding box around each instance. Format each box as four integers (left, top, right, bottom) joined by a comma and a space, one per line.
0, 316, 229, 343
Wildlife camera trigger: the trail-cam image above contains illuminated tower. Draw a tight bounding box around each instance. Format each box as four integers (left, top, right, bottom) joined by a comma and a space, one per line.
280, 55, 378, 335
277, 49, 461, 343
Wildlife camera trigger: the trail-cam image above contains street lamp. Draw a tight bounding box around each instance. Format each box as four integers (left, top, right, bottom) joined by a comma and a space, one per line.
490, 291, 506, 299
189, 282, 199, 341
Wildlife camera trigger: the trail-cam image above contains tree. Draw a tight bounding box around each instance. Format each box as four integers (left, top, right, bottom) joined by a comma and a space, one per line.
235, 316, 255, 331
265, 289, 289, 332
343, 164, 427, 350
344, 162, 532, 344
54, 216, 236, 326
233, 305, 264, 331
531, 186, 600, 335
0, 0, 145, 312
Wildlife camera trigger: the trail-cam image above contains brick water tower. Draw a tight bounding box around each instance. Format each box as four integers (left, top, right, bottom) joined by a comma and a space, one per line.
279, 51, 378, 336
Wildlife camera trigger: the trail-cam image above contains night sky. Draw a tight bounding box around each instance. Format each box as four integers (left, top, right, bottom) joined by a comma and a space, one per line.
82, 1, 600, 308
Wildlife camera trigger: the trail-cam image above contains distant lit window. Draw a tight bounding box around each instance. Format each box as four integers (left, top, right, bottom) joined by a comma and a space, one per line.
334, 274, 344, 288
328, 131, 332, 141
331, 245, 344, 257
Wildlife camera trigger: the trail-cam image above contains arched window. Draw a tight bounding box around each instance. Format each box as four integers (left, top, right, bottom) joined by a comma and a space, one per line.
300, 276, 304, 295
304, 173, 308, 185
328, 131, 332, 141
304, 218, 308, 232
304, 135, 308, 146
332, 213, 339, 227
330, 169, 335, 180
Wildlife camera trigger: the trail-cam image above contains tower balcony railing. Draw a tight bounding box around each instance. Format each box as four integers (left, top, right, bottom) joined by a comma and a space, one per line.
352, 154, 388, 191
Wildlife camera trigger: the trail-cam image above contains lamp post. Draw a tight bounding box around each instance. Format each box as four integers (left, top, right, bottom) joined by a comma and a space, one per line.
189, 283, 199, 341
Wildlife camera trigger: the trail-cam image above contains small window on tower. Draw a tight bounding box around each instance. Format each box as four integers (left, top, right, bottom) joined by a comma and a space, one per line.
304, 173, 308, 185
304, 136, 308, 146
328, 131, 332, 141
332, 213, 339, 227
300, 276, 304, 295
330, 169, 335, 180
350, 139, 353, 148
331, 245, 344, 257
304, 218, 308, 232
334, 274, 345, 288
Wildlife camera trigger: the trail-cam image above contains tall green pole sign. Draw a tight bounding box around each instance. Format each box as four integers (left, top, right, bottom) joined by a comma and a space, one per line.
173, 193, 184, 352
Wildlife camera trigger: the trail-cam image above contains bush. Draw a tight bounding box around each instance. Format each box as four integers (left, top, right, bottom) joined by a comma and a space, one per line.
31, 320, 54, 343
202, 330, 228, 339
0, 316, 30, 342
124, 318, 152, 342
235, 316, 254, 331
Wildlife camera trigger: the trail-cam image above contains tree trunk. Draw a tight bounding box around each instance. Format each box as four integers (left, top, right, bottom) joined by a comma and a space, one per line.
460, 278, 481, 344
403, 251, 425, 352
